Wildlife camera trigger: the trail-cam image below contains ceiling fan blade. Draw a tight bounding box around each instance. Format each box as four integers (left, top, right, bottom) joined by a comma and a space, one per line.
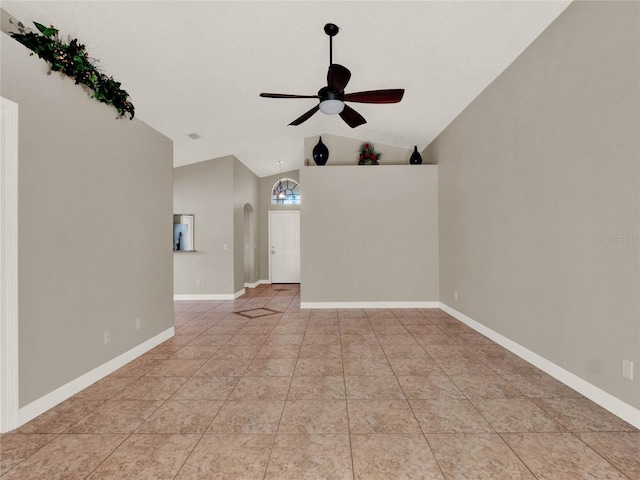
327, 64, 351, 92
260, 93, 319, 99
289, 105, 320, 126
343, 89, 405, 104
339, 104, 366, 128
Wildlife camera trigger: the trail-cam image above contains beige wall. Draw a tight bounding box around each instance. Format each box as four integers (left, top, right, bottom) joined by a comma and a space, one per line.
300, 165, 439, 304
173, 157, 235, 295
426, 1, 639, 408
1, 32, 174, 407
174, 156, 260, 295
261, 133, 415, 289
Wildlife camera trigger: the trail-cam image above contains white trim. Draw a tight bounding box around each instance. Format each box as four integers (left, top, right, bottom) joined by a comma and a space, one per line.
0, 97, 19, 434
301, 301, 440, 309
174, 294, 236, 301
245, 279, 271, 288
268, 212, 272, 283
173, 289, 246, 301
16, 327, 174, 429
440, 303, 640, 430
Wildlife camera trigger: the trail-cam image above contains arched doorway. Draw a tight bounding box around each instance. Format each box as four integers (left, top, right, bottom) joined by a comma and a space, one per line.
243, 203, 255, 286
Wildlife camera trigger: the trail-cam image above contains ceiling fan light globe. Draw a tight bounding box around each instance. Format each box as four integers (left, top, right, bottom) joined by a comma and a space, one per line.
319, 99, 345, 115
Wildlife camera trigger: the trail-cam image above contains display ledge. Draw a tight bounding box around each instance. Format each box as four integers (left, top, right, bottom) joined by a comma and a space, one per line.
174, 250, 197, 253
304, 163, 436, 167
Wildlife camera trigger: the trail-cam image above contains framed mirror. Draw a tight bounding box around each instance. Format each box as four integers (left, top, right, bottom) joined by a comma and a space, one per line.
173, 214, 195, 251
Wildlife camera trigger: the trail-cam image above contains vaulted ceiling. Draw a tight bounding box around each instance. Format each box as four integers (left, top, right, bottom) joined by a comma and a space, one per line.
3, 1, 571, 177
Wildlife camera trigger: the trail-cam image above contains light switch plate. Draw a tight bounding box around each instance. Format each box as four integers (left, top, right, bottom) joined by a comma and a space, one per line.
622, 359, 634, 380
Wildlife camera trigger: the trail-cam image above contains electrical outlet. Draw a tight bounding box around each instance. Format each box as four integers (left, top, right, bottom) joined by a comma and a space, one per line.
196, 280, 201, 287
622, 359, 634, 380
135, 317, 141, 330
104, 330, 111, 344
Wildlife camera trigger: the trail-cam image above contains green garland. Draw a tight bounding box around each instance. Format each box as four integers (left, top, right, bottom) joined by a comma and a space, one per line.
10, 19, 135, 119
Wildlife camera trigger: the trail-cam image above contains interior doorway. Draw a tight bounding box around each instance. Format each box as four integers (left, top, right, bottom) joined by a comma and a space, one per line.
243, 203, 255, 286
1, 97, 19, 433
269, 211, 300, 283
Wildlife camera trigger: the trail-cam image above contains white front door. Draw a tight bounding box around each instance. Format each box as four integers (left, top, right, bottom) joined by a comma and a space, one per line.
269, 211, 300, 283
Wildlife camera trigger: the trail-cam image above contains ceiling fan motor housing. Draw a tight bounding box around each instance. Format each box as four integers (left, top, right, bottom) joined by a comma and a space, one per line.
318, 86, 344, 102
318, 87, 345, 115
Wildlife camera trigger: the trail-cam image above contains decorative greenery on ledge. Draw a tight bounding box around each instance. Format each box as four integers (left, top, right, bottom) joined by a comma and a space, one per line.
10, 19, 135, 119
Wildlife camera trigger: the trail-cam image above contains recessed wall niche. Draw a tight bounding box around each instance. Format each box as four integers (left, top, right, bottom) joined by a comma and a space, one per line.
173, 214, 195, 251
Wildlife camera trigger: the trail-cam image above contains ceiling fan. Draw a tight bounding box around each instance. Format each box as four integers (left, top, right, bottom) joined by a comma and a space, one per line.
260, 23, 405, 128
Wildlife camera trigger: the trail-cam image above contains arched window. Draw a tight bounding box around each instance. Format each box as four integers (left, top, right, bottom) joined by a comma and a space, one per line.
271, 178, 300, 205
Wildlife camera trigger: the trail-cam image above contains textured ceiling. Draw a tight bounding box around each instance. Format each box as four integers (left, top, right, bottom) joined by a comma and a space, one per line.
3, 1, 571, 177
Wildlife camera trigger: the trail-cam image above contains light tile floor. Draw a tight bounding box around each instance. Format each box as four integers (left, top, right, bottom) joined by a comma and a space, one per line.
1, 284, 638, 479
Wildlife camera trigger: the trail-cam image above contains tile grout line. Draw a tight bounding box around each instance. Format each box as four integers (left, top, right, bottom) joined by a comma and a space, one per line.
152, 311, 230, 480
414, 312, 542, 478
393, 310, 449, 480
261, 302, 304, 480
338, 309, 358, 480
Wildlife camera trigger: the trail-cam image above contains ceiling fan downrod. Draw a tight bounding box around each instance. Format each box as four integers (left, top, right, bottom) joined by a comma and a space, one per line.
324, 23, 339, 66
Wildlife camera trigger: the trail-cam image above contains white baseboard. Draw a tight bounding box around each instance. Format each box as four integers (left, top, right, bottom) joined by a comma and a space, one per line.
301, 301, 440, 309
174, 294, 235, 300
439, 303, 640, 430
174, 289, 246, 301
16, 327, 174, 429
245, 280, 271, 288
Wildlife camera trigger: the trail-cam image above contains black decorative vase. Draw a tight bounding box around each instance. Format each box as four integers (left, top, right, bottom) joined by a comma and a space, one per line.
313, 136, 329, 166
409, 146, 423, 165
